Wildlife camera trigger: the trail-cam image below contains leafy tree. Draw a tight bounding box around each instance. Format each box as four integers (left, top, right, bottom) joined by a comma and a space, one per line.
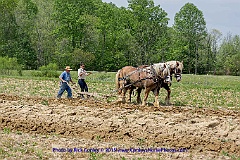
53, 0, 102, 70
128, 0, 169, 65
1, 0, 238, 74
199, 29, 222, 74
217, 34, 240, 75
53, 0, 101, 49
173, 3, 207, 74
0, 56, 22, 75
96, 3, 137, 70
0, 0, 19, 57
15, 0, 38, 69
71, 48, 96, 70
29, 0, 57, 67
0, 0, 39, 69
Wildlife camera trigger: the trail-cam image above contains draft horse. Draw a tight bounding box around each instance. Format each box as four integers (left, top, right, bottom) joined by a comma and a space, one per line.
128, 61, 184, 105
115, 63, 171, 107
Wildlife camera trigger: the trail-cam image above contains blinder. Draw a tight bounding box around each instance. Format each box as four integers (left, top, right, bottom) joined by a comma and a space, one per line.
175, 74, 181, 81
174, 66, 182, 81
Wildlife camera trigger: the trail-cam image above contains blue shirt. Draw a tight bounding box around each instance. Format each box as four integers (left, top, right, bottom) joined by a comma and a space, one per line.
59, 71, 71, 82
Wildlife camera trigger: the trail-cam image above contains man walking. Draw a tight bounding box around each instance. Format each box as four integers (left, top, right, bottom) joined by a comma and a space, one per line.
78, 63, 91, 98
57, 66, 74, 98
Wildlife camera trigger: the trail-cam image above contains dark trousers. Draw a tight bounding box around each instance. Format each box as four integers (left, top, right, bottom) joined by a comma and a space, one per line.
78, 79, 88, 92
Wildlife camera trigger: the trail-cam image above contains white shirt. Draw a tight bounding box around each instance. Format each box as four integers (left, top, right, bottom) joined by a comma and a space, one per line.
78, 68, 87, 79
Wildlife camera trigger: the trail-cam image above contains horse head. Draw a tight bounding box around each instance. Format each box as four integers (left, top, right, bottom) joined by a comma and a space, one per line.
175, 61, 183, 82
153, 63, 171, 84
166, 61, 183, 82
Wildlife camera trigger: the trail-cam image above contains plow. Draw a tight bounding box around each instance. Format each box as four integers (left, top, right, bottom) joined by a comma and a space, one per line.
69, 83, 117, 100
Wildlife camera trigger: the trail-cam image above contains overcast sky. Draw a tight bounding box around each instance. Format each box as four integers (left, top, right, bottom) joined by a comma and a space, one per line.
102, 0, 240, 37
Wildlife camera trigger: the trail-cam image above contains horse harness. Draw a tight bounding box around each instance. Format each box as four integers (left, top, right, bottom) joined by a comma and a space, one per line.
170, 66, 181, 81
118, 65, 161, 89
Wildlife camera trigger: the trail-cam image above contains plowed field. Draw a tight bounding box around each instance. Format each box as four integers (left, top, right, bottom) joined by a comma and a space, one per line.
0, 77, 239, 159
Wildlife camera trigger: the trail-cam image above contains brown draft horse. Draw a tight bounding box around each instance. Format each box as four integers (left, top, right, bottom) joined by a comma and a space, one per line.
115, 63, 171, 107
127, 61, 184, 105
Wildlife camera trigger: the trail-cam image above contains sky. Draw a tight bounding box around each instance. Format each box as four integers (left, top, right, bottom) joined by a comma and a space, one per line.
102, 0, 240, 37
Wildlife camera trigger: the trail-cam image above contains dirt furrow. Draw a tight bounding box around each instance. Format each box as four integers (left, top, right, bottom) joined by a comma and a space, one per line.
0, 93, 239, 158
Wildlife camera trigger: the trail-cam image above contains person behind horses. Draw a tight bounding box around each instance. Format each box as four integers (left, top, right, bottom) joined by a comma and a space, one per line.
78, 62, 92, 98
57, 66, 74, 98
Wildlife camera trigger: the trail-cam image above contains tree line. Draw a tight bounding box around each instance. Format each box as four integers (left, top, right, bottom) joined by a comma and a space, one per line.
0, 0, 239, 75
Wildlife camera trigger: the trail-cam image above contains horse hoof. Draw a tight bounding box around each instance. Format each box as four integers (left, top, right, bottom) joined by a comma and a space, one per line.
137, 100, 142, 104
126, 100, 131, 103
154, 102, 160, 107
165, 101, 170, 105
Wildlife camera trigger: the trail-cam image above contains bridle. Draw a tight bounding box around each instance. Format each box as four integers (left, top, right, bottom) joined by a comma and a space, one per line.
174, 67, 182, 80
169, 65, 182, 81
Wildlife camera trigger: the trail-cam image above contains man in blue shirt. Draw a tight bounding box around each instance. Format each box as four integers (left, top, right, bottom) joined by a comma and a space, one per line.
57, 66, 74, 98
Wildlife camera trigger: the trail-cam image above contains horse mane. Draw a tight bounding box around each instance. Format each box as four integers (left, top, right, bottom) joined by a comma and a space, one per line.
167, 60, 183, 72
162, 64, 170, 78
138, 65, 149, 69
115, 69, 121, 90
152, 63, 167, 78
177, 61, 184, 71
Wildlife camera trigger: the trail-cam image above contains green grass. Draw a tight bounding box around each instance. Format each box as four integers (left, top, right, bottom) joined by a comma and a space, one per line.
168, 75, 240, 109
0, 131, 47, 159
3, 128, 11, 134
89, 152, 105, 160
0, 70, 239, 109
221, 150, 240, 160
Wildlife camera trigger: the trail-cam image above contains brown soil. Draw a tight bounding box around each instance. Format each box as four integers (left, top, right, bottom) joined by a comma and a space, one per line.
0, 94, 239, 159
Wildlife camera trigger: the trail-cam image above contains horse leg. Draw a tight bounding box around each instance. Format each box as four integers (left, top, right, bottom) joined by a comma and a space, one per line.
117, 87, 122, 100
120, 87, 127, 103
116, 86, 127, 104
117, 79, 129, 104
163, 83, 171, 105
136, 88, 142, 104
127, 87, 134, 103
142, 88, 151, 106
116, 83, 123, 102
127, 88, 132, 103
153, 88, 160, 107
165, 89, 171, 105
